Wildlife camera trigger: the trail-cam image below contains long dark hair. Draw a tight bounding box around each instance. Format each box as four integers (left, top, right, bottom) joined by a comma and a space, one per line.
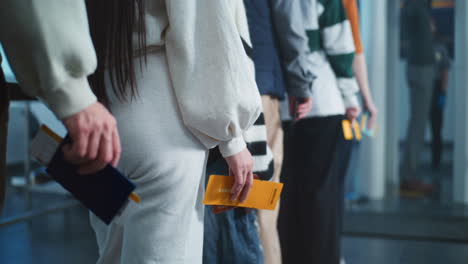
86, 0, 147, 106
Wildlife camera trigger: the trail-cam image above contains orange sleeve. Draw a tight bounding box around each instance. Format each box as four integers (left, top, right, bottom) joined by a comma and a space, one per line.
342, 0, 364, 54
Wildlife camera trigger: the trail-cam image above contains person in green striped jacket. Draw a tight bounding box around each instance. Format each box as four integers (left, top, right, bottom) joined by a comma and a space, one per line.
272, 0, 360, 263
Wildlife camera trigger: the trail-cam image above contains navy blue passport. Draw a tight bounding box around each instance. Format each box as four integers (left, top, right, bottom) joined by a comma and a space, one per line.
46, 137, 136, 225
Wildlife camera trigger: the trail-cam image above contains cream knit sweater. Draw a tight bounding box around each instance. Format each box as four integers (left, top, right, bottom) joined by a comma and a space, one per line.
0, 0, 262, 157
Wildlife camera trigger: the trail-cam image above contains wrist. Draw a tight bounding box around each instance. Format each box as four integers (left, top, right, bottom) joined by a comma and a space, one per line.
43, 77, 97, 119
219, 136, 247, 158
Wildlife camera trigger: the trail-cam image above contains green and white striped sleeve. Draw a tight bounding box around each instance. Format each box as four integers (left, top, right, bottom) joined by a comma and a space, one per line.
318, 0, 360, 108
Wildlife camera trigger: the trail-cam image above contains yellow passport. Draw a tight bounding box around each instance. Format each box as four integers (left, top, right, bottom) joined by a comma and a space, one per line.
342, 120, 353, 140
203, 175, 283, 211
353, 121, 362, 141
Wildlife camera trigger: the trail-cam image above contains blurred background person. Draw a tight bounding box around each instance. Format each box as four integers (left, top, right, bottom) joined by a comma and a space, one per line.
429, 18, 451, 170
344, 0, 378, 128
0, 0, 122, 209
86, 0, 262, 262
243, 0, 287, 263
400, 0, 436, 194
342, 0, 379, 203
272, 0, 360, 263
203, 1, 273, 263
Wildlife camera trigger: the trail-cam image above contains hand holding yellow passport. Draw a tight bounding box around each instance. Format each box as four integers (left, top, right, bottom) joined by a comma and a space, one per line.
203, 175, 283, 211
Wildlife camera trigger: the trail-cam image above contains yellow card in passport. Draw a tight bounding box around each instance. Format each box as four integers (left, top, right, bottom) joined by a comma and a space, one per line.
353, 121, 362, 141
203, 175, 283, 211
342, 120, 353, 140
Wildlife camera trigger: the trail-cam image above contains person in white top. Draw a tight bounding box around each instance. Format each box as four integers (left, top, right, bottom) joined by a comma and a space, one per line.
0, 0, 121, 176
0, 0, 262, 263
272, 0, 360, 263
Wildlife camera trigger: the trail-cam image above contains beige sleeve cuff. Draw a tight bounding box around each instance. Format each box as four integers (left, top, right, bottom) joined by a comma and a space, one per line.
41, 77, 97, 119
219, 136, 247, 158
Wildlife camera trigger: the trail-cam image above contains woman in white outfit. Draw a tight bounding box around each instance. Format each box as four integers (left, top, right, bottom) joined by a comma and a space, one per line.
84, 0, 263, 263
1, 0, 261, 263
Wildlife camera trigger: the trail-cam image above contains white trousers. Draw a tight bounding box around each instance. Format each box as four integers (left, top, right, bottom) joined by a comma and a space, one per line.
90, 52, 208, 264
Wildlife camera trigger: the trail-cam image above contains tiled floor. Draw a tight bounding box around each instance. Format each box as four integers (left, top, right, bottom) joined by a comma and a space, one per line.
0, 206, 98, 264
342, 236, 468, 264
1, 206, 468, 264
1, 145, 467, 263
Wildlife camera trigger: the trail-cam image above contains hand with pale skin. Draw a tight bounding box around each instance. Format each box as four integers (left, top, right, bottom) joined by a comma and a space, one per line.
224, 147, 254, 203
346, 106, 361, 125
353, 53, 377, 129
289, 96, 313, 120
363, 98, 378, 129
62, 102, 121, 175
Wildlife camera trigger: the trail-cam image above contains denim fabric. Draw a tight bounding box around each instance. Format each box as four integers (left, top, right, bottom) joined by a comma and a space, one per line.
203, 160, 263, 264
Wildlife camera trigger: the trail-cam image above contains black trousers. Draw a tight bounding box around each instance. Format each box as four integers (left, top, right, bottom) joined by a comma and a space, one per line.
430, 80, 444, 168
278, 115, 352, 264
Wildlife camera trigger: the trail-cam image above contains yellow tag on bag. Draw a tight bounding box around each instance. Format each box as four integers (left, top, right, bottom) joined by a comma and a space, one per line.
360, 112, 378, 138
353, 121, 362, 140
360, 113, 368, 131
203, 175, 283, 211
342, 120, 353, 140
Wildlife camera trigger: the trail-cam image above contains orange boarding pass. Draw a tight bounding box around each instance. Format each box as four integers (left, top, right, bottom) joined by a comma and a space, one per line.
203, 175, 283, 211
342, 120, 354, 140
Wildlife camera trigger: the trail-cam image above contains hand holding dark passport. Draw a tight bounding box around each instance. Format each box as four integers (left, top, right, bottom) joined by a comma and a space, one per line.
30, 125, 138, 224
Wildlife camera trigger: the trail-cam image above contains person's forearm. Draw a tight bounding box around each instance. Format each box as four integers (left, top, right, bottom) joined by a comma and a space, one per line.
0, 0, 97, 119
353, 53, 373, 106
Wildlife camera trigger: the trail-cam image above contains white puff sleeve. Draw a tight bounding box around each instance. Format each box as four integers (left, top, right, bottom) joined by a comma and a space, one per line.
0, 0, 97, 119
164, 0, 262, 157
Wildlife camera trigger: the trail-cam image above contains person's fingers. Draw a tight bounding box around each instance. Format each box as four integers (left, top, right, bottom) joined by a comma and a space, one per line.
230, 168, 246, 201
99, 131, 113, 165
296, 104, 309, 113
296, 99, 313, 117
111, 129, 121, 167
86, 131, 100, 160
69, 129, 89, 160
367, 115, 377, 130
239, 170, 254, 203
296, 111, 307, 120
346, 111, 357, 125
294, 103, 310, 120
62, 145, 88, 165
60, 102, 122, 174
78, 132, 111, 175
297, 105, 311, 115
289, 97, 296, 118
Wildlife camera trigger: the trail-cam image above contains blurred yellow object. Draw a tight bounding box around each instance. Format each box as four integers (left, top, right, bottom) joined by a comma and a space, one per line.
353, 121, 362, 140
129, 193, 141, 203
342, 120, 353, 140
